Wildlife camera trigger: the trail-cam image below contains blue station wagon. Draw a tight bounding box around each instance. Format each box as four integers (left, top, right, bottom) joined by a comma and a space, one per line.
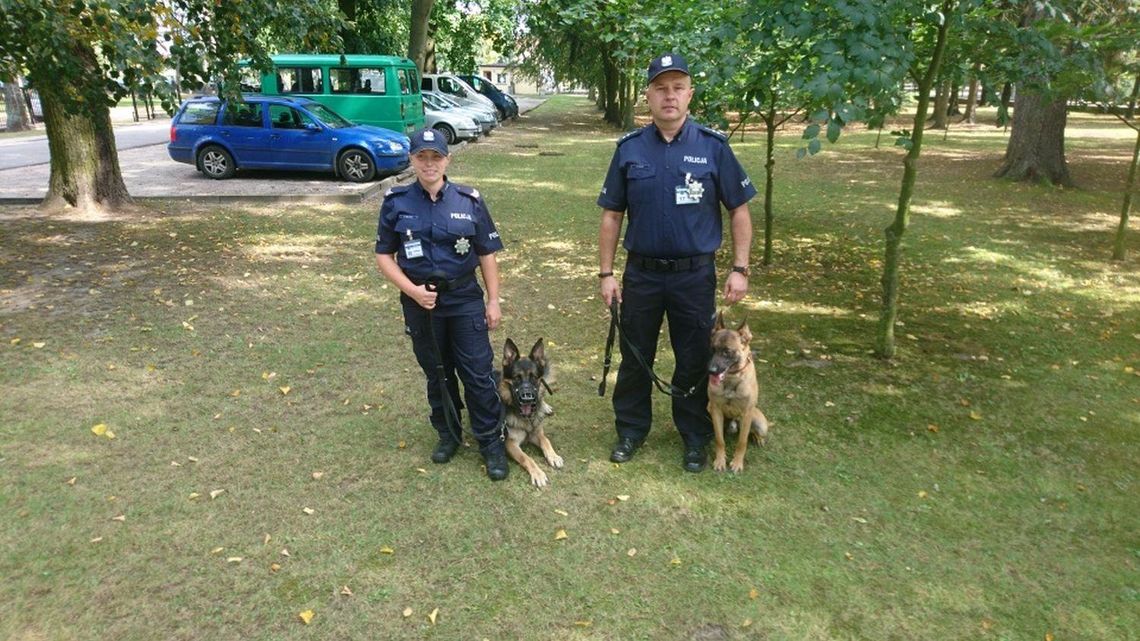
168, 95, 409, 182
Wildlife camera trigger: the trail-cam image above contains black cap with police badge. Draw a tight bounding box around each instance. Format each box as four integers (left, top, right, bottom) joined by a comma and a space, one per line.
409, 128, 450, 156
647, 53, 690, 83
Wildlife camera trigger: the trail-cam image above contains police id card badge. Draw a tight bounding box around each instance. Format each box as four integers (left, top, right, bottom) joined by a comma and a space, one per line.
403, 228, 424, 259
675, 172, 705, 205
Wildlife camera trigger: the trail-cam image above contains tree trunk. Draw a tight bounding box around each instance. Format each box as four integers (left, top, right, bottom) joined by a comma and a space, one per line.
409, 0, 435, 75
620, 72, 635, 130
1126, 71, 1140, 121
947, 81, 961, 116
963, 63, 980, 124
877, 0, 953, 359
998, 81, 1013, 127
602, 55, 619, 126
994, 90, 1071, 186
1112, 126, 1139, 260
39, 85, 132, 214
2, 75, 34, 132
930, 80, 949, 129
762, 107, 777, 266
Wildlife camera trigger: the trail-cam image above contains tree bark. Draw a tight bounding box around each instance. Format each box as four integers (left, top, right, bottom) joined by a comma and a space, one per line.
2, 75, 34, 132
1126, 71, 1140, 121
761, 106, 777, 266
877, 1, 953, 359
602, 54, 619, 126
39, 85, 132, 213
930, 80, 950, 129
1112, 126, 1139, 260
962, 63, 980, 124
619, 72, 635, 130
409, 0, 435, 75
993, 90, 1071, 186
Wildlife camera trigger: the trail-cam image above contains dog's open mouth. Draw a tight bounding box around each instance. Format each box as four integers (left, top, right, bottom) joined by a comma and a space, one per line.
709, 371, 726, 386
519, 402, 536, 416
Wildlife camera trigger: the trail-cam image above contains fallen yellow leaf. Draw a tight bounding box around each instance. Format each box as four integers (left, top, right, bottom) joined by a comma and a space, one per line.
33, 341, 46, 348
209, 489, 225, 499
111, 514, 125, 522
279, 386, 291, 395
66, 477, 77, 486
9, 338, 20, 345
845, 551, 854, 560
270, 563, 281, 572
211, 547, 225, 554
340, 586, 353, 596
380, 546, 394, 554
398, 440, 407, 449
627, 548, 637, 557
749, 588, 759, 599
91, 423, 107, 436
574, 620, 592, 627
263, 533, 272, 545
554, 529, 568, 541
670, 555, 681, 566
281, 548, 290, 557
188, 492, 200, 500
610, 528, 621, 535
428, 608, 439, 625
917, 490, 928, 499
226, 557, 242, 563
969, 411, 982, 420
311, 471, 324, 480
298, 610, 314, 625
187, 456, 199, 463
90, 537, 103, 543
741, 618, 753, 628
402, 607, 413, 618
616, 495, 630, 501
302, 507, 315, 515
554, 509, 569, 516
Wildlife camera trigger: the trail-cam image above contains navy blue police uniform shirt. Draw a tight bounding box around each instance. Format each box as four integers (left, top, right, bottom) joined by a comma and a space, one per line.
376, 178, 503, 316
597, 118, 757, 258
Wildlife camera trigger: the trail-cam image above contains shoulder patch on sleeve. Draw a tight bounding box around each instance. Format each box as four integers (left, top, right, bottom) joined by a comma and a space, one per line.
455, 185, 481, 200
616, 128, 644, 147
695, 124, 728, 141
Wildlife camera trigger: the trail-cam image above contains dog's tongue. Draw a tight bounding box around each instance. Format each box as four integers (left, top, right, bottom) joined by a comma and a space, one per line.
520, 403, 534, 416
709, 372, 726, 386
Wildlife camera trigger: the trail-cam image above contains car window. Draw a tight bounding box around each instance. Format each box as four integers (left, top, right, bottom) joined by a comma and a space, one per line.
277, 67, 323, 94
399, 68, 417, 95
222, 102, 265, 127
179, 102, 220, 125
330, 67, 387, 95
304, 103, 353, 129
268, 105, 307, 129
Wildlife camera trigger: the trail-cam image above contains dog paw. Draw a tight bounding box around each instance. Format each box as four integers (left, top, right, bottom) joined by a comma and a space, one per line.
713, 455, 727, 472
547, 453, 564, 469
729, 458, 745, 473
541, 402, 554, 416
530, 470, 549, 488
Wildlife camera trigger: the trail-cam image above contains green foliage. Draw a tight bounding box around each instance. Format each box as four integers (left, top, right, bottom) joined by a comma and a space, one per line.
0, 0, 346, 115
430, 0, 517, 73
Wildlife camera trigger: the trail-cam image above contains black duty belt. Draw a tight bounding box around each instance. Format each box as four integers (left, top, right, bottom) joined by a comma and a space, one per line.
412, 272, 476, 293
627, 252, 714, 272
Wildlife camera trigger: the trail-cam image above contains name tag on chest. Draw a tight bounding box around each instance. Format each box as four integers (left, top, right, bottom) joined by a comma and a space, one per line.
675, 184, 702, 205
404, 239, 424, 259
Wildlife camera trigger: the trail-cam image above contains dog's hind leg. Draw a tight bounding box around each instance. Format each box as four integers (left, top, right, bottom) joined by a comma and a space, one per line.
729, 408, 755, 473
506, 435, 548, 487
749, 409, 769, 445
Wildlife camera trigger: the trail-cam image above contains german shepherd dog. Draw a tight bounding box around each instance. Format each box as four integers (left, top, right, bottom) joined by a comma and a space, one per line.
707, 313, 769, 472
498, 338, 563, 487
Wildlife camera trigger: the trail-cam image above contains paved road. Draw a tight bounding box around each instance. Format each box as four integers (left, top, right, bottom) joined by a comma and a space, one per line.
0, 97, 546, 203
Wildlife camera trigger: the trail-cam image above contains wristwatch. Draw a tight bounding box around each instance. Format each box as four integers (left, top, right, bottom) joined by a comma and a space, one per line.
598, 271, 614, 279
731, 265, 750, 277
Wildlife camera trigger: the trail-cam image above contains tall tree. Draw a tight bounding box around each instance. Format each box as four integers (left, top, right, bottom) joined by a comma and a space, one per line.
0, 0, 343, 215
2, 70, 33, 132
410, 0, 435, 74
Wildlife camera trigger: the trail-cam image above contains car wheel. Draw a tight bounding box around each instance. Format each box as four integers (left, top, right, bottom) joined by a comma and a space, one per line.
433, 123, 457, 145
198, 145, 235, 179
338, 148, 376, 183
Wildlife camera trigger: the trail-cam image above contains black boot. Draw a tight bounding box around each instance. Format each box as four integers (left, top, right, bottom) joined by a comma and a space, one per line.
481, 443, 510, 481
431, 433, 461, 464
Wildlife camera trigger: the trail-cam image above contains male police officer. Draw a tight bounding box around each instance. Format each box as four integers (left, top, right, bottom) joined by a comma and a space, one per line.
597, 53, 756, 473
376, 128, 509, 481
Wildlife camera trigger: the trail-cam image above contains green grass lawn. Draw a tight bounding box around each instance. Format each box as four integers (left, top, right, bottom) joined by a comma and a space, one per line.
1, 96, 1137, 641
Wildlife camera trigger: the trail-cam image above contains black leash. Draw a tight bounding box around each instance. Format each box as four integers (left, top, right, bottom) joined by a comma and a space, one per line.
423, 280, 467, 445
597, 298, 698, 399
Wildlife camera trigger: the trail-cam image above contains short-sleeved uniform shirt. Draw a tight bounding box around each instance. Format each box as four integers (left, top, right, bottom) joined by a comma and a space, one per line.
376, 179, 503, 316
597, 118, 757, 258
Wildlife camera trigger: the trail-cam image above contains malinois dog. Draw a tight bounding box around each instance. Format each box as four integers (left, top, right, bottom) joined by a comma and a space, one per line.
707, 313, 769, 472
498, 338, 563, 487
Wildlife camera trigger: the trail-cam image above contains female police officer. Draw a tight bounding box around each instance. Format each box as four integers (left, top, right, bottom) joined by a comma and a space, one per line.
375, 128, 509, 481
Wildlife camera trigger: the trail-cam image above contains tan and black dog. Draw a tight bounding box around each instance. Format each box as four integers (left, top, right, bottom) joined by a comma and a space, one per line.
498, 338, 563, 487
706, 313, 769, 472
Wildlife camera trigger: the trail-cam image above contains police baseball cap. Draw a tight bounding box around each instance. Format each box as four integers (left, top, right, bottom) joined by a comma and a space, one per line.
647, 53, 690, 83
409, 128, 449, 156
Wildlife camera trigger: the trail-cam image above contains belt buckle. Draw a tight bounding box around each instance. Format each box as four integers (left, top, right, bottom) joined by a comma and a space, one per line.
653, 258, 673, 271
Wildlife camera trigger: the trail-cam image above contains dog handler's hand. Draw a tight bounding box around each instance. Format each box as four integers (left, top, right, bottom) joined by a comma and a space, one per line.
723, 271, 747, 306
485, 299, 501, 330
413, 285, 438, 310
600, 275, 621, 307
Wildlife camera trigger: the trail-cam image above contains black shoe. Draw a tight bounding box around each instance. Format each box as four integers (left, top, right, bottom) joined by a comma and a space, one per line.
683, 444, 707, 473
430, 434, 461, 464
482, 445, 510, 481
610, 436, 644, 463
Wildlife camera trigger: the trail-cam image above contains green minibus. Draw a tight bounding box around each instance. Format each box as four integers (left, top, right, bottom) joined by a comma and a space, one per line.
241, 54, 425, 134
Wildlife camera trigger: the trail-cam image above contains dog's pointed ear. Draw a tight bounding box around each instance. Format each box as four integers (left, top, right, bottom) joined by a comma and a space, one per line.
736, 318, 752, 344
529, 337, 546, 365
503, 338, 520, 367
714, 311, 726, 332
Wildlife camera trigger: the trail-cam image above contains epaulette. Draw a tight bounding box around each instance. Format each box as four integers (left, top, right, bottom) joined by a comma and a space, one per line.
694, 123, 728, 141
454, 184, 482, 200
383, 183, 411, 198
616, 128, 644, 146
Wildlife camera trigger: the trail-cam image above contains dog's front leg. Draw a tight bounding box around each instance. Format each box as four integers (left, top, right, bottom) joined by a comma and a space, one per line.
709, 401, 728, 472
506, 436, 548, 487
729, 408, 753, 473
529, 426, 563, 469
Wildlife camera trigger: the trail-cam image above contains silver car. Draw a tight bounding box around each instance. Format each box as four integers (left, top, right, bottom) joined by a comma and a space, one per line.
422, 97, 481, 144
424, 92, 497, 136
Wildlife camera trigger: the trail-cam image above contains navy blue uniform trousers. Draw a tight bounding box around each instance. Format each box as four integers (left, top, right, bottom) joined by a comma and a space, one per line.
613, 263, 715, 447
403, 304, 502, 450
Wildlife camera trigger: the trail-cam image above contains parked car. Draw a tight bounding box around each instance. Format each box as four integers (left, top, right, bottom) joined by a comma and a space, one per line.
422, 95, 481, 144
423, 92, 497, 136
421, 74, 498, 118
167, 95, 409, 182
455, 75, 519, 120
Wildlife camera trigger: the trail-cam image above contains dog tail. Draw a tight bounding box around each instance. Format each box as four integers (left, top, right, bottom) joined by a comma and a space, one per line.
749, 411, 769, 445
